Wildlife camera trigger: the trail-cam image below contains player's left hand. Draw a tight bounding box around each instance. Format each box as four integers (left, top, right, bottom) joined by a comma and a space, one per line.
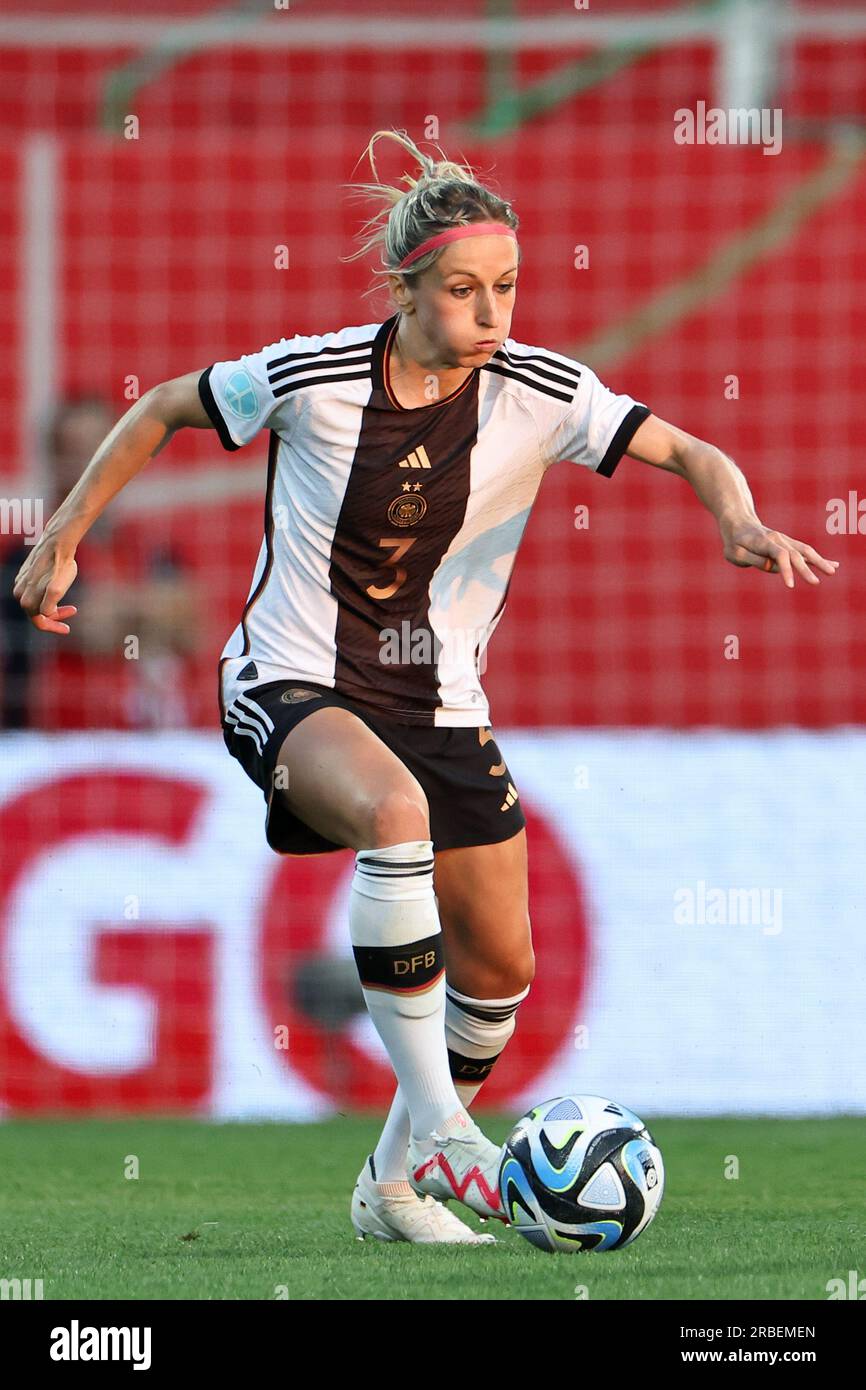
720, 520, 840, 588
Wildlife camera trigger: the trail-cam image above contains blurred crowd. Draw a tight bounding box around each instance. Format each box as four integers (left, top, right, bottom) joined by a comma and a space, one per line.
1, 397, 203, 730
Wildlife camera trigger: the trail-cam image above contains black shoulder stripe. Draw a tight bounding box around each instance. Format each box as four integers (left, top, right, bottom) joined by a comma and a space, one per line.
198, 366, 240, 452
271, 369, 373, 400
597, 403, 651, 477
481, 361, 575, 403
493, 347, 582, 385
267, 350, 373, 387
266, 338, 378, 372
492, 354, 580, 391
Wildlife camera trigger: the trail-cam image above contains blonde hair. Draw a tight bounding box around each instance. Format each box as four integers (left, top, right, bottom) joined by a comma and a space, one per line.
341, 128, 520, 303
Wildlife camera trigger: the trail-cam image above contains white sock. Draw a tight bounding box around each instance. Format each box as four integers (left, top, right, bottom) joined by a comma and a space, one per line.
350, 839, 464, 1141
371, 1086, 413, 1188
372, 983, 530, 1182
445, 982, 531, 1104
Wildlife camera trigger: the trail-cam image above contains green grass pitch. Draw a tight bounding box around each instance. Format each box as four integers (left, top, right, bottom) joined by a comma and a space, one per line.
1, 1115, 862, 1300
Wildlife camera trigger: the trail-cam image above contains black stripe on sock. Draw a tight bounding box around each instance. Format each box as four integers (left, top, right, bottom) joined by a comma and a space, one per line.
357, 856, 434, 870
353, 933, 443, 992
356, 860, 434, 875
445, 991, 522, 1023
355, 869, 434, 880
447, 1047, 502, 1082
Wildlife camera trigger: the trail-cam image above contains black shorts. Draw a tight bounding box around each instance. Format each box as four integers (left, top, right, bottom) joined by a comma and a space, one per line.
221, 679, 526, 855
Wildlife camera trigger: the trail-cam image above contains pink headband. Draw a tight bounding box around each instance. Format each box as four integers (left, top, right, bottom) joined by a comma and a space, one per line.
395, 221, 517, 272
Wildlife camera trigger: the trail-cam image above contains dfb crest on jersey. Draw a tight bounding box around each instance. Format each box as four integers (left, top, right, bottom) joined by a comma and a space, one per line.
280, 688, 322, 704
388, 494, 428, 527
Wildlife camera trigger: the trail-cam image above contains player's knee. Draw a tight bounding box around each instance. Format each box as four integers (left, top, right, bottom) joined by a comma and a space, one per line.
468, 945, 535, 999
447, 912, 534, 997
499, 957, 534, 997
496, 912, 535, 990
365, 782, 430, 847
493, 929, 535, 995
521, 939, 536, 989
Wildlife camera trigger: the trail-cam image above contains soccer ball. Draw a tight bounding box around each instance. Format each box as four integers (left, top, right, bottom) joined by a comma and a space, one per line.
498, 1094, 664, 1252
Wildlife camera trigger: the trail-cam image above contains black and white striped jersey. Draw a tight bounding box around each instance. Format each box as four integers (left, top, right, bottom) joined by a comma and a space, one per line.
200, 312, 650, 727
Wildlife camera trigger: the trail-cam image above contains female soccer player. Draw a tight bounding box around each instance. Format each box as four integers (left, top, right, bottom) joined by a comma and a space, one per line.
14, 128, 838, 1246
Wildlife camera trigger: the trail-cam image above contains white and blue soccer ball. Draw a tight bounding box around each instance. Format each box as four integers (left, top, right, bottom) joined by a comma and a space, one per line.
498, 1094, 664, 1253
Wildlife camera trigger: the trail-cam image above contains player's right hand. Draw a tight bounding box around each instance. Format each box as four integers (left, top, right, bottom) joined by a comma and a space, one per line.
12, 540, 79, 635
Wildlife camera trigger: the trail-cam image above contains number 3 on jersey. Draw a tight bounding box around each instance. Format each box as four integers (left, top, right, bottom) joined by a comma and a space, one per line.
366, 537, 417, 600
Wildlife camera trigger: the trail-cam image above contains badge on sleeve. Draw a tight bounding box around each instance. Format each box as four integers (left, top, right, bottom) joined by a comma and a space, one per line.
224, 369, 259, 419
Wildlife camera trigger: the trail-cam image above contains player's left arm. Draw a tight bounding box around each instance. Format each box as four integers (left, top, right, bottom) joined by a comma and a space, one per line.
624, 414, 840, 589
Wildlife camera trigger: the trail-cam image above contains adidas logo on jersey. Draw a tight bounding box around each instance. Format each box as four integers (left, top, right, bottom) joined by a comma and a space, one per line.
398, 446, 432, 469
500, 782, 519, 811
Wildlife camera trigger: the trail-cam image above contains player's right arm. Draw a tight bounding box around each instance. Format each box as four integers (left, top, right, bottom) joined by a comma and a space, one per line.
12, 372, 214, 634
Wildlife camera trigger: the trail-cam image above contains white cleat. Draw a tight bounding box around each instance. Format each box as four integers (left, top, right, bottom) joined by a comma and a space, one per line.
351, 1155, 497, 1245
407, 1111, 508, 1223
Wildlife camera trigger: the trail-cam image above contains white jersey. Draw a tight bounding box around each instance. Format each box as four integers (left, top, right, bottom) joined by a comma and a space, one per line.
200, 313, 650, 726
